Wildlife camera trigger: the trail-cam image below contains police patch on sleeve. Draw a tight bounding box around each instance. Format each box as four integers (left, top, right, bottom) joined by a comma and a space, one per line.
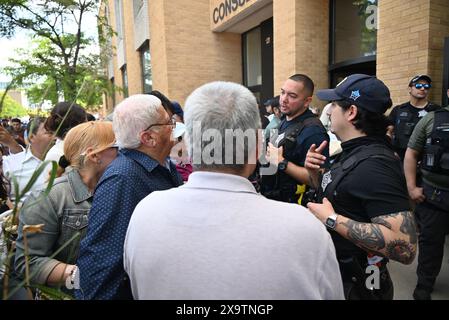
418, 110, 428, 118
274, 133, 285, 147
321, 171, 332, 192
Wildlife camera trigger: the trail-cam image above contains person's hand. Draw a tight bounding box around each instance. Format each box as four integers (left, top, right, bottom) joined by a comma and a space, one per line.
305, 141, 327, 171
267, 142, 284, 166
0, 126, 17, 147
307, 197, 335, 224
408, 186, 425, 203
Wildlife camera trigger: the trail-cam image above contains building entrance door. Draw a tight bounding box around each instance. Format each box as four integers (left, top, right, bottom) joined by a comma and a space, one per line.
243, 17, 273, 105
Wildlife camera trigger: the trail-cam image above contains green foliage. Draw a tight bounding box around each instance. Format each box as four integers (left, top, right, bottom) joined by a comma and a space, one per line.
29, 284, 74, 300
0, 91, 28, 117
1, 161, 67, 300
0, 0, 114, 110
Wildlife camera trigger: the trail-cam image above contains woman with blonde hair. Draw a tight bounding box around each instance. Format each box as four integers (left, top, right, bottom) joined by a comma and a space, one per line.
14, 121, 117, 290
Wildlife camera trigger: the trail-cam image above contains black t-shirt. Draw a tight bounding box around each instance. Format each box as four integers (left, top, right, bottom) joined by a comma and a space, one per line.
387, 102, 436, 126
321, 136, 411, 258
388, 102, 439, 159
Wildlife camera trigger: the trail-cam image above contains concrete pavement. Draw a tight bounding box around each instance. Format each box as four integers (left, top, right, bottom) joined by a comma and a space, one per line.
389, 235, 449, 300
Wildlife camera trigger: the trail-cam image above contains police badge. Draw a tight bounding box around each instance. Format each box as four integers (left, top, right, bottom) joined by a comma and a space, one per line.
321, 171, 332, 192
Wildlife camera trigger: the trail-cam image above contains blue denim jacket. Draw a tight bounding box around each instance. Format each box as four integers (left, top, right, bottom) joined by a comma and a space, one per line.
14, 167, 92, 285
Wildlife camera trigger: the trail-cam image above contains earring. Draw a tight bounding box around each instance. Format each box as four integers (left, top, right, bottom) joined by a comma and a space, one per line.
97, 160, 102, 165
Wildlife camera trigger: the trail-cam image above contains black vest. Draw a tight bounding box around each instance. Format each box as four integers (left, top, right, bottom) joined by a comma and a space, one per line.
422, 109, 449, 175
318, 144, 399, 204
392, 102, 439, 150
261, 113, 325, 204
278, 115, 323, 151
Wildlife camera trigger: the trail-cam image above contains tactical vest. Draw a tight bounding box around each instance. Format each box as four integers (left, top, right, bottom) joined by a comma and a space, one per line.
393, 103, 439, 150
422, 109, 449, 175
278, 115, 323, 151
318, 144, 400, 204
262, 114, 325, 204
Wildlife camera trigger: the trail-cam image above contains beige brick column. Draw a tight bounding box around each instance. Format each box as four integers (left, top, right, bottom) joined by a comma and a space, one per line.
428, 0, 449, 104
148, 0, 169, 95
273, 0, 329, 108
377, 0, 449, 110
149, 0, 242, 105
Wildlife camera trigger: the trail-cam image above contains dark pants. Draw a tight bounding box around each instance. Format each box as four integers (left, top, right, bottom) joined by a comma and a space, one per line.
339, 256, 394, 300
414, 201, 449, 292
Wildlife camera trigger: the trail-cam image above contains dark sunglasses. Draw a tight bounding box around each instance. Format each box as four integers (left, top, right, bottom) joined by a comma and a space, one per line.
414, 83, 431, 90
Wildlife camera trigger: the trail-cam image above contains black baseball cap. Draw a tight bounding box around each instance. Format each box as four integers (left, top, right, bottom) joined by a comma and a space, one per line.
263, 98, 273, 106
263, 96, 280, 107
409, 74, 432, 86
316, 74, 392, 114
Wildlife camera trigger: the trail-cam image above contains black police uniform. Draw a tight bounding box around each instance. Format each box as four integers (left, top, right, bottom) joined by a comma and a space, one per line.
388, 102, 440, 161
410, 108, 449, 298
261, 109, 329, 204
317, 136, 411, 299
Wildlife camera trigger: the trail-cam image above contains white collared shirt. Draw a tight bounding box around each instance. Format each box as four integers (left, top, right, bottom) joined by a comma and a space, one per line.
124, 171, 344, 300
3, 148, 50, 202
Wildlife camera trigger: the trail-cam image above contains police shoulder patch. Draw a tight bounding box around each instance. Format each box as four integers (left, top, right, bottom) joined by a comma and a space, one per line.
321, 171, 332, 192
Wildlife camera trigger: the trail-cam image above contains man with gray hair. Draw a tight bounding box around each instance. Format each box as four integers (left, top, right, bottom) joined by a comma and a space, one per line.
76, 94, 182, 300
124, 82, 344, 300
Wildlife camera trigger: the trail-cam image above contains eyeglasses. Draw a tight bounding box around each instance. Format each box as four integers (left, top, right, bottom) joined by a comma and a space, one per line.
414, 83, 431, 90
143, 117, 176, 132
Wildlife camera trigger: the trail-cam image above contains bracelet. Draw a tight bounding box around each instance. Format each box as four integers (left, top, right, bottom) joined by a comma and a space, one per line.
70, 266, 78, 285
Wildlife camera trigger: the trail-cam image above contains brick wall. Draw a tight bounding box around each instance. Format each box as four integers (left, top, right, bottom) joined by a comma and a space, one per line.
428, 0, 449, 105
378, 0, 449, 111
100, 0, 120, 113
149, 0, 242, 105
273, 0, 329, 109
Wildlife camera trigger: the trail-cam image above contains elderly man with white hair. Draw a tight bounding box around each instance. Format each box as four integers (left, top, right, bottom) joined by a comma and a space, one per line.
123, 82, 344, 300
76, 94, 182, 300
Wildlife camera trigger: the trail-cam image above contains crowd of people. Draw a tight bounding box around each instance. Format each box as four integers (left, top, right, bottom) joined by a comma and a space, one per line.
0, 72, 448, 300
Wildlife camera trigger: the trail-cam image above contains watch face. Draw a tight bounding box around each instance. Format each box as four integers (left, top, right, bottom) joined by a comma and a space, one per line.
278, 160, 287, 171
326, 216, 337, 229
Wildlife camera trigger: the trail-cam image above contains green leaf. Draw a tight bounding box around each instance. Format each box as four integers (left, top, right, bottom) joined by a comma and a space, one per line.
28, 284, 74, 300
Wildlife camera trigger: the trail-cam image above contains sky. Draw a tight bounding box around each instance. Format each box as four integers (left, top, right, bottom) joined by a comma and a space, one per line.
0, 33, 29, 82
0, 7, 99, 83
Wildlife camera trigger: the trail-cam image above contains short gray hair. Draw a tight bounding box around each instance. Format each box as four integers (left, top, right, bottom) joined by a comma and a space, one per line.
113, 94, 163, 149
184, 81, 261, 171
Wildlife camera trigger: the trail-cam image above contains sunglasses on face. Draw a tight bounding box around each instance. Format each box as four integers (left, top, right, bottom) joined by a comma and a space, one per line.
414, 83, 431, 90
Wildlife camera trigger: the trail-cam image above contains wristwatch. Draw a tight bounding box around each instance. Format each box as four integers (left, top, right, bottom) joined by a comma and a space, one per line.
325, 213, 339, 230
278, 159, 289, 172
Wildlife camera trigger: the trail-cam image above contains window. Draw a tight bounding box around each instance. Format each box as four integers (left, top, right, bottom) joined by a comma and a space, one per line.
243, 27, 262, 88
242, 18, 273, 105
110, 77, 116, 109
121, 65, 128, 98
140, 41, 152, 93
332, 0, 377, 64
133, 0, 144, 18
329, 0, 377, 87
114, 0, 124, 40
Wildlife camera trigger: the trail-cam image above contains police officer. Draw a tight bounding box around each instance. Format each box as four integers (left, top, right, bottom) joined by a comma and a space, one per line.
305, 74, 417, 300
404, 88, 449, 300
388, 75, 440, 161
264, 74, 329, 205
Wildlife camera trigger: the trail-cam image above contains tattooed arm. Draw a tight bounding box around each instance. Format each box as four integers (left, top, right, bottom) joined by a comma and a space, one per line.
341, 211, 417, 264
307, 198, 417, 265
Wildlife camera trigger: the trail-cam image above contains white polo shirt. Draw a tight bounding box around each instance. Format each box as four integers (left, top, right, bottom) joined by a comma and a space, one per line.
124, 171, 344, 300
3, 148, 49, 202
